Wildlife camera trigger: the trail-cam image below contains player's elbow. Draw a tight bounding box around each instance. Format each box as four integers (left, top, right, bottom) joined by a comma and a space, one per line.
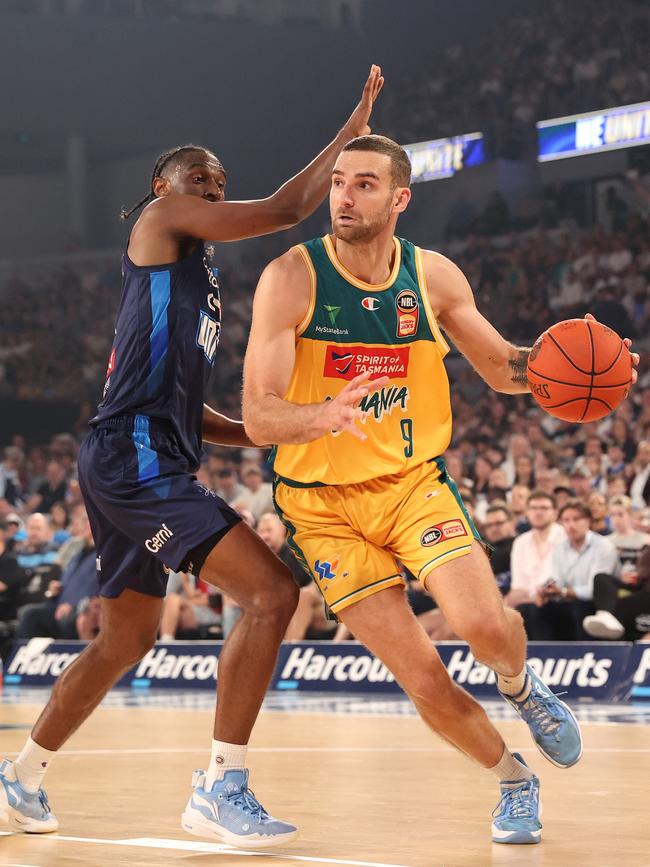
245, 425, 271, 447
242, 404, 270, 447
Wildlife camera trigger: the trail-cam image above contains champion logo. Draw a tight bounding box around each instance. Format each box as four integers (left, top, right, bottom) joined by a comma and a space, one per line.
361, 297, 381, 311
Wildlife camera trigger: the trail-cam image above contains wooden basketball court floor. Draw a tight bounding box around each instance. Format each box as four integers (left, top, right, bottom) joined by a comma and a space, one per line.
1, 688, 649, 867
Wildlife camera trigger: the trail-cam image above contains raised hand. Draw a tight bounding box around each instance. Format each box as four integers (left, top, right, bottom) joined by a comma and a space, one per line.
343, 64, 384, 139
322, 370, 389, 440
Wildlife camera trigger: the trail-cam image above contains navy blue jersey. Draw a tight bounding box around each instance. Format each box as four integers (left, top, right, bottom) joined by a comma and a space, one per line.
92, 242, 221, 470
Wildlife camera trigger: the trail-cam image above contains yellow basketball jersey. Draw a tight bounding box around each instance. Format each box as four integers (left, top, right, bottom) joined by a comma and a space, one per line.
273, 235, 452, 486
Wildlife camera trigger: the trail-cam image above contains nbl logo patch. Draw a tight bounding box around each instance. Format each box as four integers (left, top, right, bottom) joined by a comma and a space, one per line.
395, 289, 419, 338
420, 520, 467, 547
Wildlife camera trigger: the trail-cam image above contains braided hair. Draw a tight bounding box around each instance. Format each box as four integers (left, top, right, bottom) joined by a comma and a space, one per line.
120, 144, 218, 221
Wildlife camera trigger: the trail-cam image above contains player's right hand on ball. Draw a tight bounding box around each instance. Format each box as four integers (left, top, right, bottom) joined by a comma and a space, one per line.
323, 371, 389, 440
343, 64, 384, 139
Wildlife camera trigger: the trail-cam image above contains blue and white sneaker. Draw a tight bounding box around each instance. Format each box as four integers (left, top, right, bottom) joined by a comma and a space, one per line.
181, 768, 298, 849
0, 758, 59, 833
499, 663, 582, 768
491, 754, 542, 844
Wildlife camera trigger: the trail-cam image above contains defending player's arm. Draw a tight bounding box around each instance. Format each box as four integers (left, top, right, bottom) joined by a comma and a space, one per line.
242, 251, 388, 445
149, 67, 383, 243
202, 404, 262, 448
423, 251, 531, 395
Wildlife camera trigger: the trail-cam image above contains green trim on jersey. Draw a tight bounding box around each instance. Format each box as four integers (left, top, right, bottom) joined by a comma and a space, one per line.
300, 237, 436, 345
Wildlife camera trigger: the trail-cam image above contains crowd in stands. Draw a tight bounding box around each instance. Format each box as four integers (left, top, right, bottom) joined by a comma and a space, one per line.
1, 16, 650, 649
1, 199, 650, 649
378, 0, 649, 158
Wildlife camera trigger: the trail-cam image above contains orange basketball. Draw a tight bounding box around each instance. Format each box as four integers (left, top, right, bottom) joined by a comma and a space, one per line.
527, 318, 633, 423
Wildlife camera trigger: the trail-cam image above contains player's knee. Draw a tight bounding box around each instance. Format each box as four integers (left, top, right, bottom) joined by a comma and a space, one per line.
462, 615, 512, 656
98, 625, 158, 666
245, 570, 299, 625
407, 665, 456, 711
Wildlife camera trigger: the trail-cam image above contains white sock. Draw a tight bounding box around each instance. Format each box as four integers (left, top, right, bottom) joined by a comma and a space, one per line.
204, 740, 248, 788
489, 747, 534, 783
497, 665, 530, 700
14, 737, 56, 793
159, 633, 174, 642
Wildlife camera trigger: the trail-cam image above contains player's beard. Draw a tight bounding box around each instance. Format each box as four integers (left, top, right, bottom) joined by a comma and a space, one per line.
331, 195, 394, 244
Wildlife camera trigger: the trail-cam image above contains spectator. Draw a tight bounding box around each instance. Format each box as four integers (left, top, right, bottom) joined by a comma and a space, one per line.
15, 510, 98, 640
588, 491, 612, 535
569, 466, 593, 500
534, 500, 619, 640
513, 454, 535, 489
13, 512, 61, 605
509, 484, 531, 533
23, 460, 68, 515
232, 464, 274, 523
0, 521, 22, 623
213, 467, 245, 506
3, 512, 23, 553
609, 417, 637, 463
583, 495, 650, 639
0, 447, 24, 507
507, 491, 565, 637
629, 440, 650, 509
49, 502, 71, 545
584, 544, 650, 641
483, 502, 516, 595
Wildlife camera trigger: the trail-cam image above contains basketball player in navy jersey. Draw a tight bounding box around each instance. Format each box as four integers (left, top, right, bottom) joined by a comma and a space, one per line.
0, 66, 383, 847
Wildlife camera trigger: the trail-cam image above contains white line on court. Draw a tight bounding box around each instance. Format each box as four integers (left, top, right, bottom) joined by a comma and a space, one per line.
6, 745, 650, 758
3, 863, 46, 867
0, 831, 414, 867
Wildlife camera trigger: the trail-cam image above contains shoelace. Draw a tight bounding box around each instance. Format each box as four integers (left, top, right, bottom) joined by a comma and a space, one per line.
521, 687, 566, 736
226, 785, 270, 822
494, 780, 537, 820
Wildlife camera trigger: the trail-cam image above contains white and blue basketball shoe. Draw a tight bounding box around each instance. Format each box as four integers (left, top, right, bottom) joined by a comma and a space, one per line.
499, 663, 582, 768
0, 758, 59, 833
181, 768, 298, 848
491, 753, 542, 844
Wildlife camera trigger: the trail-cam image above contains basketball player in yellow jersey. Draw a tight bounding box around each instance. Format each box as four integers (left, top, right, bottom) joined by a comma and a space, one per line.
242, 135, 583, 845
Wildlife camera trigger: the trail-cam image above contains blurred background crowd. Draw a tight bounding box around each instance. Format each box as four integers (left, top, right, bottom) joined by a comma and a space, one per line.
378, 0, 649, 159
1, 0, 650, 656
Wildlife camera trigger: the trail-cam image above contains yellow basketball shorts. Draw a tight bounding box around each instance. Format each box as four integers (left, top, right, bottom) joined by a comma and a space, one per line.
274, 458, 481, 615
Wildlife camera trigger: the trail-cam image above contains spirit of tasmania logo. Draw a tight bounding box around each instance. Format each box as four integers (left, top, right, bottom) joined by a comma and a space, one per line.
323, 345, 409, 380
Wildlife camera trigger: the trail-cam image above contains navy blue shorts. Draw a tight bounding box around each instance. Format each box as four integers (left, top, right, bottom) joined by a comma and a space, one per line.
77, 415, 241, 599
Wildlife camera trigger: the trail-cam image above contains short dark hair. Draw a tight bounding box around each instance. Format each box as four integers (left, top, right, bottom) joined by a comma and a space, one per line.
527, 489, 556, 507
342, 135, 411, 187
120, 144, 224, 221
559, 499, 591, 520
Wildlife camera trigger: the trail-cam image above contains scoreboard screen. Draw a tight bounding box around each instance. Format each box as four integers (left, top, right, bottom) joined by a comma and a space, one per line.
537, 101, 650, 162
404, 132, 485, 182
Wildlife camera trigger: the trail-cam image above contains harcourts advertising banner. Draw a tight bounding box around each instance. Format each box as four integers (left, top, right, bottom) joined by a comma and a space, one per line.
5, 639, 649, 701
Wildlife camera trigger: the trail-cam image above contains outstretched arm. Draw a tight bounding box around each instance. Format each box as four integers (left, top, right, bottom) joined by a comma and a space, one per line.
149, 66, 383, 243
423, 251, 531, 394
242, 251, 388, 445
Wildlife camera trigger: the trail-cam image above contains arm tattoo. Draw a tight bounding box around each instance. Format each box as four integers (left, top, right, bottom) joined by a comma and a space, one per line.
508, 347, 531, 385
